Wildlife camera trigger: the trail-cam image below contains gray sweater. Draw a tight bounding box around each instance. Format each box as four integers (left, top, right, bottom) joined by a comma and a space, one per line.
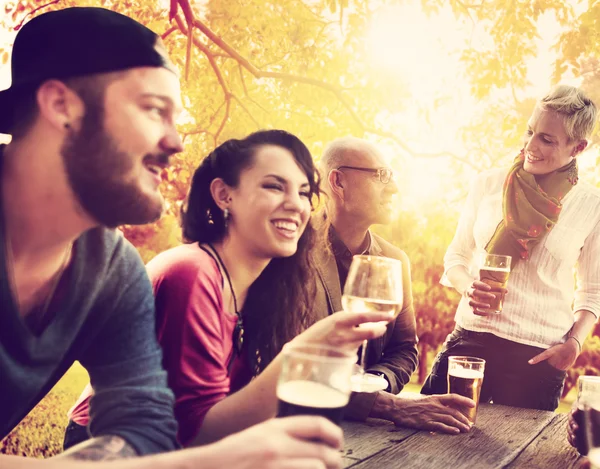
0, 226, 179, 455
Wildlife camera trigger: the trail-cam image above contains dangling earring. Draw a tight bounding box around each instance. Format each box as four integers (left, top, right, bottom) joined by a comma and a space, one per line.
223, 208, 230, 228
567, 161, 579, 186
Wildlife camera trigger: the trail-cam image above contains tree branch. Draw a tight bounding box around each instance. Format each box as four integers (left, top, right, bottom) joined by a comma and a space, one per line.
181, 128, 215, 146
161, 25, 177, 40
181, 99, 227, 147
215, 97, 231, 142
15, 0, 61, 30
238, 64, 249, 96
185, 20, 193, 81
245, 95, 270, 115
175, 0, 477, 166
174, 12, 232, 141
232, 95, 260, 129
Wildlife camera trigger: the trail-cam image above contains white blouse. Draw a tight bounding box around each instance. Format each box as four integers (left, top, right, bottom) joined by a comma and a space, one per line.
442, 168, 600, 349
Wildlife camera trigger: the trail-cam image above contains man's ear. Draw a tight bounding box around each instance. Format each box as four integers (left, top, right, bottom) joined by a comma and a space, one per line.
210, 178, 233, 210
327, 169, 346, 202
36, 80, 85, 132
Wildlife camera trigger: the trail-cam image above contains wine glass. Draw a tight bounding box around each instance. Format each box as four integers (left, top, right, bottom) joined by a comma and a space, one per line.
341, 255, 403, 393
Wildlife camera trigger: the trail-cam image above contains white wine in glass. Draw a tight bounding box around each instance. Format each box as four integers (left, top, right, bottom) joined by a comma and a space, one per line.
341, 296, 400, 327
341, 255, 403, 392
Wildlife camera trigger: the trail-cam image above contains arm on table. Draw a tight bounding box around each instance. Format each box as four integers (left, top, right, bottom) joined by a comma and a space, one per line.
0, 416, 344, 469
370, 392, 474, 434
56, 436, 137, 460
79, 264, 178, 455
191, 310, 392, 446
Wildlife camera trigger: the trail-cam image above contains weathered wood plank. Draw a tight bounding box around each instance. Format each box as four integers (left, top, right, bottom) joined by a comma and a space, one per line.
341, 418, 418, 467
343, 456, 361, 468
506, 413, 582, 469
346, 404, 556, 469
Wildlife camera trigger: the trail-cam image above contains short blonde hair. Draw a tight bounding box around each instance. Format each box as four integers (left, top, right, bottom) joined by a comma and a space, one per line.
539, 85, 597, 141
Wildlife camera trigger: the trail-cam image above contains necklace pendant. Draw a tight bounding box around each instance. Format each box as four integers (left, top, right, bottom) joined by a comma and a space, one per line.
235, 320, 244, 353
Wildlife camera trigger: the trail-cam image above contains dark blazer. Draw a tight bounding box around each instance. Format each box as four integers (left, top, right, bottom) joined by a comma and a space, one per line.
313, 232, 419, 420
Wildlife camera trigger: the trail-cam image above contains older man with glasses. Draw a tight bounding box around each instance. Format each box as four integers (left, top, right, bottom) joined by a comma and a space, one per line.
313, 136, 475, 435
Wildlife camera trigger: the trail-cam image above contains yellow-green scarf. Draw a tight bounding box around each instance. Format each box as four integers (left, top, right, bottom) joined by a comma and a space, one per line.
485, 151, 578, 268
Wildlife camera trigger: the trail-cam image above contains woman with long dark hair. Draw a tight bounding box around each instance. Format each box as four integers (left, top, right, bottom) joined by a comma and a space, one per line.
66, 130, 390, 448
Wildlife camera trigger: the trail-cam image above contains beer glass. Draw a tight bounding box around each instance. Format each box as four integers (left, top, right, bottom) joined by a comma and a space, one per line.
478, 253, 511, 314
341, 255, 402, 392
584, 394, 600, 468
447, 356, 485, 425
276, 343, 356, 425
573, 376, 600, 455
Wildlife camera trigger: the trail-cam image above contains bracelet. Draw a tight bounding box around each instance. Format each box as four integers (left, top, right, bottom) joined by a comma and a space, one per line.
567, 335, 582, 353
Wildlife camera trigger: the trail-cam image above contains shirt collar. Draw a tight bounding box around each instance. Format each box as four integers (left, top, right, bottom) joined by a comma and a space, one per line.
328, 225, 373, 257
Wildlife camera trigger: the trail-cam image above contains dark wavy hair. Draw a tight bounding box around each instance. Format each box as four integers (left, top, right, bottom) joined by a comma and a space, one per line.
180, 129, 321, 373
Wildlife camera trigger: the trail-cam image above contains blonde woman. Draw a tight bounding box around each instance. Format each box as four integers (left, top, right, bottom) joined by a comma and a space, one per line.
422, 85, 600, 411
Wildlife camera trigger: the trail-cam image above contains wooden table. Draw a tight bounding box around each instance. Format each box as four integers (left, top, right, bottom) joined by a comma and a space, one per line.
341, 403, 583, 468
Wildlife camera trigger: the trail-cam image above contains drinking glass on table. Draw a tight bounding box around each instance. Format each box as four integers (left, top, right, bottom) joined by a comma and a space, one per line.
584, 394, 600, 468
478, 253, 511, 314
341, 255, 402, 393
573, 376, 600, 456
447, 356, 485, 425
276, 343, 356, 425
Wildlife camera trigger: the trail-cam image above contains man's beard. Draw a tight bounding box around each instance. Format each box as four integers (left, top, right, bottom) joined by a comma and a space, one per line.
60, 102, 168, 228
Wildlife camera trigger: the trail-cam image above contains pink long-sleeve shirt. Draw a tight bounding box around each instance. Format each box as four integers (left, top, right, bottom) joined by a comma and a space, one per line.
69, 243, 251, 446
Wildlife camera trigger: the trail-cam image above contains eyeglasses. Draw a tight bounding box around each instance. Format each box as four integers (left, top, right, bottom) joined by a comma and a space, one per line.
336, 166, 394, 184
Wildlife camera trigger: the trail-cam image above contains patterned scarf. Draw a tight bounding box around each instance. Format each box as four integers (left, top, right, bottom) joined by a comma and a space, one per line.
485, 150, 578, 268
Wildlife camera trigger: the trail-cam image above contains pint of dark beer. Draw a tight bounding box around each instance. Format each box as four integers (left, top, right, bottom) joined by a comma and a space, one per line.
584, 397, 600, 468
572, 376, 600, 455
277, 380, 349, 424
447, 356, 485, 425
478, 253, 511, 314
276, 343, 355, 425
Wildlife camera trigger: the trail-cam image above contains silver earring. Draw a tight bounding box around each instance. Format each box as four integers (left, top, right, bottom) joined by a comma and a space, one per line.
223, 208, 230, 228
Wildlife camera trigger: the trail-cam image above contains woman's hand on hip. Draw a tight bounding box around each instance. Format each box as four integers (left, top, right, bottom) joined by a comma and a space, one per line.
528, 341, 579, 371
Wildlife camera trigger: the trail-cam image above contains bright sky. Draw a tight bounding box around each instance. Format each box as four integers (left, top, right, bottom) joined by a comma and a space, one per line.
362, 0, 592, 209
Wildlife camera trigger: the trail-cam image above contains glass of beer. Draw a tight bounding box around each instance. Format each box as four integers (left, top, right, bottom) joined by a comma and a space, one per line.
478, 253, 511, 314
584, 395, 600, 468
341, 255, 402, 392
276, 343, 356, 425
573, 376, 600, 455
447, 356, 485, 425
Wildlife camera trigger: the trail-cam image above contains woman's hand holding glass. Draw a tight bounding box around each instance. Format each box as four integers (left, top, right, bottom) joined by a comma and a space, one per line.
291, 310, 392, 352
467, 253, 511, 316
464, 280, 507, 316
